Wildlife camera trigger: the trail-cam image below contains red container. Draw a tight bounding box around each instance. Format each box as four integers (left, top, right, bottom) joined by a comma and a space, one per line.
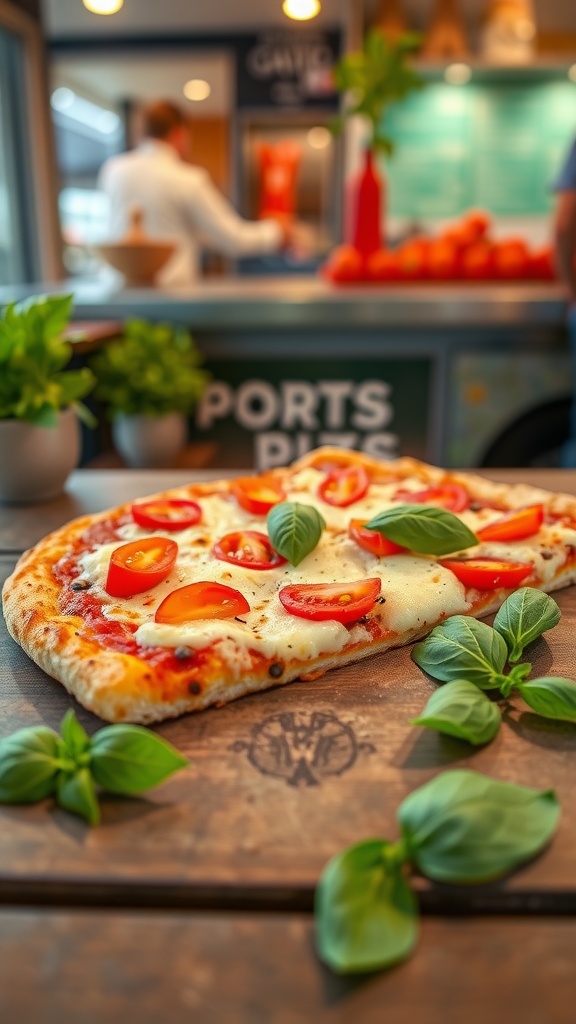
346, 148, 383, 259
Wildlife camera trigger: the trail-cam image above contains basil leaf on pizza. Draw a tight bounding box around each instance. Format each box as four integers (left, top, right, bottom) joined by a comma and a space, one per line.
89, 725, 189, 795
412, 616, 509, 690
493, 588, 561, 663
412, 679, 501, 746
267, 501, 325, 566
365, 505, 478, 556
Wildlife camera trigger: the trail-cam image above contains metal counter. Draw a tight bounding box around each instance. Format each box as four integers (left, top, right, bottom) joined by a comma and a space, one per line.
0, 276, 567, 329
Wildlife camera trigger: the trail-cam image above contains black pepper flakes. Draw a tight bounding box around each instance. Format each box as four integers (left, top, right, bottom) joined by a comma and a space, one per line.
175, 646, 193, 661
70, 579, 91, 591
541, 551, 554, 561
188, 681, 202, 695
269, 661, 285, 678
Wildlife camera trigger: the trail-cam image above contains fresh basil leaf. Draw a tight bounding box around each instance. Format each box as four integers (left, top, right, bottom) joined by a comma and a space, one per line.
499, 662, 532, 698
399, 769, 560, 883
267, 502, 325, 567
365, 505, 478, 557
493, 588, 561, 663
412, 616, 508, 690
315, 839, 418, 974
89, 725, 188, 795
0, 726, 61, 804
56, 768, 100, 826
60, 710, 90, 762
516, 677, 576, 722
412, 680, 501, 746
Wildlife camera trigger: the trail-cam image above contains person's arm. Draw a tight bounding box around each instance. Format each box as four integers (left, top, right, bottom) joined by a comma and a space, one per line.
554, 190, 576, 303
180, 167, 286, 257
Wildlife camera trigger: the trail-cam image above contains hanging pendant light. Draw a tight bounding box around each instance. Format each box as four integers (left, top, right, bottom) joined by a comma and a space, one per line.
282, 0, 321, 21
83, 0, 124, 15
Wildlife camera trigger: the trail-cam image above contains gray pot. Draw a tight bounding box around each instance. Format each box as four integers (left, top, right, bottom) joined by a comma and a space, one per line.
0, 407, 80, 503
112, 412, 187, 468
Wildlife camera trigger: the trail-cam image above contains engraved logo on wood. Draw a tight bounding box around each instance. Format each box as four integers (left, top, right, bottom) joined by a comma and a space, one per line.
231, 711, 374, 786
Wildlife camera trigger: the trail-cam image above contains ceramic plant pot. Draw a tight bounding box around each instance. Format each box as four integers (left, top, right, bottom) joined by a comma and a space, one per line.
0, 407, 80, 503
112, 412, 188, 469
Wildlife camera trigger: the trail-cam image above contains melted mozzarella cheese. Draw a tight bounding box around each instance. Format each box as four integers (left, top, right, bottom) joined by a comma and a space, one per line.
75, 469, 573, 668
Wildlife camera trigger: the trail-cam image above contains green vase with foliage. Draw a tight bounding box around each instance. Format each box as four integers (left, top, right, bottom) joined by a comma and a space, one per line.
331, 30, 424, 258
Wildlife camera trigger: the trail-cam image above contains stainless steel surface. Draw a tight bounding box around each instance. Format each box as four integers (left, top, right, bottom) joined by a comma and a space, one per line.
0, 277, 567, 329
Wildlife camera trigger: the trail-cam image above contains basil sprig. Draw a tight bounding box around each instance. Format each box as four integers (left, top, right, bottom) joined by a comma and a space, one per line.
0, 710, 188, 825
411, 589, 576, 736
493, 589, 561, 663
365, 504, 478, 557
412, 679, 501, 746
267, 501, 325, 566
316, 769, 559, 974
412, 616, 511, 690
398, 771, 559, 883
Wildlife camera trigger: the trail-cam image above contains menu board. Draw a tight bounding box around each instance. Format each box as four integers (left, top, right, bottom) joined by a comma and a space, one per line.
193, 355, 433, 470
382, 80, 576, 219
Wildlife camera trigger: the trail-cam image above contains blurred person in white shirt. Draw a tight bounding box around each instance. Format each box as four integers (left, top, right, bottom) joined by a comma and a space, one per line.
98, 100, 290, 288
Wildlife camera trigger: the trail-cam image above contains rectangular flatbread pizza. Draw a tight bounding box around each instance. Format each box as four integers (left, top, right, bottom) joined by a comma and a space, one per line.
3, 447, 576, 724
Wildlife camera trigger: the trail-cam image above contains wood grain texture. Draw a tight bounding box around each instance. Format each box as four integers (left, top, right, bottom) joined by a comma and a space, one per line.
1, 909, 575, 1024
1, 529, 576, 910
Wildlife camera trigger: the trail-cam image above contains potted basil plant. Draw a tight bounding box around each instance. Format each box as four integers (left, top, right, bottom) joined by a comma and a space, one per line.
90, 319, 209, 468
0, 294, 95, 502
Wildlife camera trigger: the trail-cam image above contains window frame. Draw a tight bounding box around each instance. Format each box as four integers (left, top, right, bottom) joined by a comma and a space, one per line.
0, 0, 62, 283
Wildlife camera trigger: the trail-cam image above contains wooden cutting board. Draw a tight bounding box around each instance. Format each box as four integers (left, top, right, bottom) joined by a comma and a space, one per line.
2, 535, 576, 911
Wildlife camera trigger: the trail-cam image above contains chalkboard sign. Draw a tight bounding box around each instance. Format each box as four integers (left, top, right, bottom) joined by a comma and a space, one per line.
382, 80, 576, 218
236, 30, 340, 109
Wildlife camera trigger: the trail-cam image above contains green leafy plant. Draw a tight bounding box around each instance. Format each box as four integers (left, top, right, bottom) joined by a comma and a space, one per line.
0, 294, 95, 426
331, 30, 424, 155
0, 710, 188, 825
366, 504, 478, 557
267, 502, 326, 566
316, 769, 559, 974
411, 589, 576, 744
90, 319, 209, 418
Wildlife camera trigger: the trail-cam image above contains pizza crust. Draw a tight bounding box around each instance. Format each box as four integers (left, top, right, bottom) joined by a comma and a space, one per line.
4, 448, 576, 724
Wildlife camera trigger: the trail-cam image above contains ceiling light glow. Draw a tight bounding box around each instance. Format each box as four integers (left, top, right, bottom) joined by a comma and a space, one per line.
307, 126, 331, 149
444, 63, 472, 85
282, 0, 321, 21
83, 0, 124, 13
183, 79, 211, 102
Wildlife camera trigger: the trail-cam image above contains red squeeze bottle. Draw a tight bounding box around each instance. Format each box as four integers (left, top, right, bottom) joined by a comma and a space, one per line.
348, 149, 383, 259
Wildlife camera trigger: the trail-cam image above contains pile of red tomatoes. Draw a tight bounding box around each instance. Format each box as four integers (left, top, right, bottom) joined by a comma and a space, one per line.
322, 210, 557, 285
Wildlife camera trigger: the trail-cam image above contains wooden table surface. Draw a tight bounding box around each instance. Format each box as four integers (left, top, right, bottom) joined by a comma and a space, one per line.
2, 467, 576, 1022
